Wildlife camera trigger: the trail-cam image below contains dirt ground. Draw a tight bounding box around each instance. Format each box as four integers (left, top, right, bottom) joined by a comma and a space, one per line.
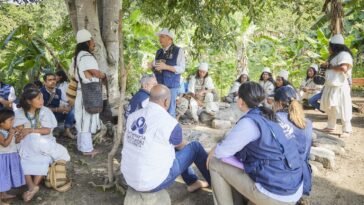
6, 108, 364, 205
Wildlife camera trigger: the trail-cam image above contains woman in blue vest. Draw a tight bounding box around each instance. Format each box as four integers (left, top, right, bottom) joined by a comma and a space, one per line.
207, 82, 306, 205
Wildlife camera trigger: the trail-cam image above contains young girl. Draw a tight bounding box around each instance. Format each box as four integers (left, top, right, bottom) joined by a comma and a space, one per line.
14, 88, 70, 202
0, 108, 25, 205
299, 64, 322, 101
225, 70, 250, 103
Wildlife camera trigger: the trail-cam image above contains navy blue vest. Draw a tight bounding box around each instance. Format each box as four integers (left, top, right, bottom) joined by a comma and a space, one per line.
0, 83, 12, 108
235, 108, 303, 196
125, 89, 150, 119
154, 45, 181, 88
40, 86, 62, 108
277, 112, 312, 195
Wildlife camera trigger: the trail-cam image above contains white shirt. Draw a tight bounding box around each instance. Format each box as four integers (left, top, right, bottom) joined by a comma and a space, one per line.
121, 102, 178, 191
326, 51, 353, 87
153, 44, 186, 74
259, 80, 275, 96
188, 75, 215, 94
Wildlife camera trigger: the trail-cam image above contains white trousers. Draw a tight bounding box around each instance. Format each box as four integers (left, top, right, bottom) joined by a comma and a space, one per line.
77, 132, 94, 152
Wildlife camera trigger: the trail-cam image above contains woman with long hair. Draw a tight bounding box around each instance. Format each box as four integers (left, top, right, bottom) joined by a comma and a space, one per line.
299, 64, 323, 101
259, 67, 275, 108
14, 88, 70, 202
71, 29, 106, 156
320, 34, 353, 138
273, 86, 313, 200
274, 70, 293, 91
225, 70, 250, 103
207, 82, 305, 205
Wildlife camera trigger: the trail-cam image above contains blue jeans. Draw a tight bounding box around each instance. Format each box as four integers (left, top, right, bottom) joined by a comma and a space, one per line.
151, 141, 211, 192
168, 88, 179, 117
308, 92, 323, 112
55, 107, 75, 128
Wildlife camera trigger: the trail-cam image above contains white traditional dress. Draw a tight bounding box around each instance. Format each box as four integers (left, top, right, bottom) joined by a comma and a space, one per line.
14, 107, 70, 176
187, 75, 219, 120
72, 51, 101, 152
259, 80, 275, 108
225, 81, 241, 103
299, 78, 323, 100
320, 51, 353, 132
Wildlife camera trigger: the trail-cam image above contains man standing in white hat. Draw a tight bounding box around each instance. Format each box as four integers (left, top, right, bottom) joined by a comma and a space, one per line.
148, 28, 186, 117
319, 34, 353, 138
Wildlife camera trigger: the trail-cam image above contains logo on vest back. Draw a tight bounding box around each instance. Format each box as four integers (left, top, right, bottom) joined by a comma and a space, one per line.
131, 117, 147, 134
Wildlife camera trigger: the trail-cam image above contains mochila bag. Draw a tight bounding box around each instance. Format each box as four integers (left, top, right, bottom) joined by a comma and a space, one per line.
76, 54, 103, 114
45, 160, 72, 192
66, 77, 78, 107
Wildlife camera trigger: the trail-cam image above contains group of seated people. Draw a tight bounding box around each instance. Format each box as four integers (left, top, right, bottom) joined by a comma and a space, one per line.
121, 82, 313, 205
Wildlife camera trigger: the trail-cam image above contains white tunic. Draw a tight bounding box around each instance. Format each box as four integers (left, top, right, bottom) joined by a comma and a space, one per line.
73, 51, 101, 133
14, 107, 70, 175
121, 102, 177, 191
299, 78, 323, 100
229, 81, 241, 95
320, 51, 353, 121
188, 75, 215, 94
259, 80, 275, 96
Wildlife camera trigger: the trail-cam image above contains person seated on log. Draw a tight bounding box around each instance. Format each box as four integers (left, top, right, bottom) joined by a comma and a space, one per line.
40, 73, 75, 139
121, 84, 210, 193
299, 64, 323, 105
14, 87, 70, 202
176, 63, 219, 123
259, 67, 275, 108
267, 70, 294, 105
206, 82, 306, 205
0, 80, 16, 110
273, 86, 313, 203
225, 70, 250, 103
124, 74, 157, 120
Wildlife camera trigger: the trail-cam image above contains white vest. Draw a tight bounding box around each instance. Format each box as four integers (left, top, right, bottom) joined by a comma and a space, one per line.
121, 102, 178, 191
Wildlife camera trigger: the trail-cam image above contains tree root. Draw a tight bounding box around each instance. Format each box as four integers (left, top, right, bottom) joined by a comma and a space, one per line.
88, 175, 126, 195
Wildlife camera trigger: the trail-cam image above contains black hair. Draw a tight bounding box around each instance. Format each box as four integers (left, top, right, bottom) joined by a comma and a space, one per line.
238, 82, 277, 121
275, 76, 292, 91
43, 73, 56, 81
306, 67, 317, 81
329, 43, 353, 61
236, 74, 250, 83
259, 72, 275, 85
73, 42, 92, 70
195, 70, 209, 87
0, 108, 15, 124
19, 88, 41, 112
55, 70, 69, 84
23, 83, 38, 92
33, 80, 43, 89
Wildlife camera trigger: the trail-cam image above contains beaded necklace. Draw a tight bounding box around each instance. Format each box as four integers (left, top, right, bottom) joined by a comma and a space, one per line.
24, 109, 41, 129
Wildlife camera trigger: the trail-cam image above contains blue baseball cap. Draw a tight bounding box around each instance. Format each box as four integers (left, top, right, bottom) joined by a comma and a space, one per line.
274, 86, 298, 102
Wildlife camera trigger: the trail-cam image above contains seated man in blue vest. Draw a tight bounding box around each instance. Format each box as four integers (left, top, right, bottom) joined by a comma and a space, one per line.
40, 73, 75, 139
0, 81, 16, 109
121, 84, 210, 193
147, 28, 186, 118
124, 74, 157, 120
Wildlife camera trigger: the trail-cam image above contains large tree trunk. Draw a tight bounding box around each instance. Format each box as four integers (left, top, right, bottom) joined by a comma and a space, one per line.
64, 0, 120, 106
107, 8, 126, 184
236, 23, 255, 76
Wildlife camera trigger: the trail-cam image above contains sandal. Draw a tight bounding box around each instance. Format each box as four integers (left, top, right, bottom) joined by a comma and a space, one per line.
23, 186, 39, 202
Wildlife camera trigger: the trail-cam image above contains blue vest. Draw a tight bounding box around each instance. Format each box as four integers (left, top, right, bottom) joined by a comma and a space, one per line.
125, 89, 150, 119
235, 108, 303, 196
0, 83, 12, 108
277, 112, 312, 195
154, 45, 181, 88
40, 86, 62, 108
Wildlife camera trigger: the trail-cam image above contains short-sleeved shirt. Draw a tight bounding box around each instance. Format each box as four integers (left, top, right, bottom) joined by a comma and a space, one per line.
69, 51, 100, 87
326, 51, 353, 87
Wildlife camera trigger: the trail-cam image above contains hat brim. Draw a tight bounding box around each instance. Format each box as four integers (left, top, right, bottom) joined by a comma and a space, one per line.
155, 32, 173, 39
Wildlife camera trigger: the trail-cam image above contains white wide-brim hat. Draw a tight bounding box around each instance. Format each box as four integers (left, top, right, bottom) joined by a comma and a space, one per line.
155, 28, 174, 39
76, 29, 92, 44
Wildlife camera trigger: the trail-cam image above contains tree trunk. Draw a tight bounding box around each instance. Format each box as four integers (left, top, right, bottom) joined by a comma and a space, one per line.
64, 0, 120, 106
236, 23, 255, 76
107, 8, 126, 184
